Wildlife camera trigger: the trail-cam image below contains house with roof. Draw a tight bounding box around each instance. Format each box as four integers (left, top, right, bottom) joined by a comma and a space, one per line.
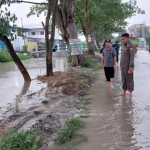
0, 24, 62, 51
128, 24, 150, 38
24, 24, 61, 51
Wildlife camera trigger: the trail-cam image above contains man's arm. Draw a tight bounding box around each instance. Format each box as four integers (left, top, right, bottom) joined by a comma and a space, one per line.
128, 46, 136, 73
129, 46, 136, 68
101, 56, 104, 69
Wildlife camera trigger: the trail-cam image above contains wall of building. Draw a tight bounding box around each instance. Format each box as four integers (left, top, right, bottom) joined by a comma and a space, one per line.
0, 40, 7, 50
11, 36, 25, 51
25, 39, 36, 51
26, 28, 61, 40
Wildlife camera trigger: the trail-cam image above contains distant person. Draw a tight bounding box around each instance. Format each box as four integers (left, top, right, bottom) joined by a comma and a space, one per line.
100, 42, 106, 54
102, 39, 117, 88
149, 44, 150, 53
112, 41, 120, 63
119, 33, 136, 99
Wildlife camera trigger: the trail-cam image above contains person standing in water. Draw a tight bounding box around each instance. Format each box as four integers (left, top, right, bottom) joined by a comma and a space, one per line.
112, 41, 120, 64
119, 33, 136, 99
102, 39, 117, 88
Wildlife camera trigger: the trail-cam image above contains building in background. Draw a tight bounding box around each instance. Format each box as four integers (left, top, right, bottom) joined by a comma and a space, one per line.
128, 24, 150, 48
0, 24, 62, 51
24, 24, 61, 51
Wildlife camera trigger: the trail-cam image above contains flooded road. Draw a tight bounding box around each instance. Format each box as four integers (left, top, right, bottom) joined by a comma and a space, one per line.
76, 50, 150, 150
0, 57, 67, 116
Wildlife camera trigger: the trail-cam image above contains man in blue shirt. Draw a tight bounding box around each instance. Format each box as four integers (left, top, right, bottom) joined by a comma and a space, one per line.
102, 39, 117, 88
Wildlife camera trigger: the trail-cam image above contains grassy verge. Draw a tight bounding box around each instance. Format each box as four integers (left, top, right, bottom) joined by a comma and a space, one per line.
56, 117, 83, 144
0, 130, 41, 150
67, 53, 101, 71
0, 50, 32, 63
79, 57, 101, 71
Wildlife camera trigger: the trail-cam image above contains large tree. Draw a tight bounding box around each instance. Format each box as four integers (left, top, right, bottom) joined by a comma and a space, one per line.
28, 0, 84, 66
76, 0, 144, 53
0, 4, 31, 81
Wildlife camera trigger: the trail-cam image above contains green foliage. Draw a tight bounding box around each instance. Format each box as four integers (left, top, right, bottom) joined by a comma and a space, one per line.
79, 57, 100, 71
0, 50, 12, 62
22, 45, 28, 53
0, 130, 40, 150
76, 0, 144, 42
56, 117, 83, 144
0, 50, 32, 63
67, 53, 72, 63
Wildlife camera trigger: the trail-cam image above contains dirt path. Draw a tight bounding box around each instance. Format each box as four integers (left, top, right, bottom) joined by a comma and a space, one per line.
76, 51, 150, 150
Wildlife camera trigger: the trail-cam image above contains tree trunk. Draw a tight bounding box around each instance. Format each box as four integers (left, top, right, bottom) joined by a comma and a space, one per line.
44, 0, 52, 76
0, 35, 31, 81
48, 0, 58, 75
96, 39, 100, 49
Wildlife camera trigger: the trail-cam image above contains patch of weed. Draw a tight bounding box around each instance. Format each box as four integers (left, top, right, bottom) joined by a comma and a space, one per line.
56, 117, 83, 144
0, 130, 41, 150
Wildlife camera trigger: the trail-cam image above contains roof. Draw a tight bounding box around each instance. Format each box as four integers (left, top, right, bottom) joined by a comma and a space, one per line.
24, 24, 43, 29
128, 24, 144, 29
129, 24, 150, 29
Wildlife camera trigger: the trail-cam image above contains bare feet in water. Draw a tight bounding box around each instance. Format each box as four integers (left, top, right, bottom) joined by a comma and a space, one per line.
126, 93, 132, 99
119, 91, 126, 96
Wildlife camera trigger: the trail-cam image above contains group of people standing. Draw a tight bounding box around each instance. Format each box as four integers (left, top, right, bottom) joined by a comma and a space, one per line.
101, 33, 136, 99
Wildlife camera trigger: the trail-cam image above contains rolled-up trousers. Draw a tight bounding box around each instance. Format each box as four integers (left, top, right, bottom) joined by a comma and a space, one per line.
121, 68, 134, 92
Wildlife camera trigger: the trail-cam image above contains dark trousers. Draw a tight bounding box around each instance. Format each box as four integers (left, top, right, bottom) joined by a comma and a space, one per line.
104, 67, 115, 82
116, 50, 119, 63
121, 69, 134, 92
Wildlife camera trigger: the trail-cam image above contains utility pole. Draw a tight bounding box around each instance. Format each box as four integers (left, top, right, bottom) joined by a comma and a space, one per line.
142, 21, 145, 38
21, 17, 25, 46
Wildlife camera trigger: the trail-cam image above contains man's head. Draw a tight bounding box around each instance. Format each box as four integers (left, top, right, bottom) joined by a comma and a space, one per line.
121, 33, 130, 45
105, 39, 111, 48
116, 41, 119, 44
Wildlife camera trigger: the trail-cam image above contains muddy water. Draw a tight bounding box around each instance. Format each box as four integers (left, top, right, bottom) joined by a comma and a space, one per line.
0, 57, 67, 117
76, 51, 150, 150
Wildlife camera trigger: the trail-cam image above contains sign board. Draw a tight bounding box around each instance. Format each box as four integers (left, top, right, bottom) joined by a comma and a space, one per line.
87, 35, 92, 42
70, 39, 82, 56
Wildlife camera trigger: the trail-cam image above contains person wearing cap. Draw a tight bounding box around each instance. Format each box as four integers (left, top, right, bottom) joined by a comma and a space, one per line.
119, 33, 136, 99
102, 39, 117, 88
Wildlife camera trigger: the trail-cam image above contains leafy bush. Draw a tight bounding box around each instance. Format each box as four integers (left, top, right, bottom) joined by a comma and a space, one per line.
0, 50, 31, 63
79, 57, 100, 71
0, 50, 12, 62
67, 53, 72, 63
0, 130, 40, 150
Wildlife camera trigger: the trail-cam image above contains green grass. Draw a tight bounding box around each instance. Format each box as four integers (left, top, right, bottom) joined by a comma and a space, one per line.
67, 53, 72, 63
81, 97, 91, 105
0, 130, 41, 150
79, 57, 101, 71
56, 117, 83, 144
0, 50, 32, 63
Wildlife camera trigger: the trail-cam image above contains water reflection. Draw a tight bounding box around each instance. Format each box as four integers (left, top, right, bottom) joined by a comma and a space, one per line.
0, 57, 67, 109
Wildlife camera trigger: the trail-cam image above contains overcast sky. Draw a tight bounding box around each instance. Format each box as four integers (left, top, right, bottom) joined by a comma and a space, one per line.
8, 0, 150, 28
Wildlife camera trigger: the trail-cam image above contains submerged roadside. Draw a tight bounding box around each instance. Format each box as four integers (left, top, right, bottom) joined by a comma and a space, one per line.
0, 54, 101, 150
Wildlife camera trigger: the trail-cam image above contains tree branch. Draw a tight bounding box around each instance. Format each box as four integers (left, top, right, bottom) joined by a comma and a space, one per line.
10, 0, 48, 5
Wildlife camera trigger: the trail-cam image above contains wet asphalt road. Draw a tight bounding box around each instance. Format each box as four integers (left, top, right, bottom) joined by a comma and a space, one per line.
76, 50, 150, 150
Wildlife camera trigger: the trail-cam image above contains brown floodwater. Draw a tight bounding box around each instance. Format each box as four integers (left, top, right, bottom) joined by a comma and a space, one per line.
76, 50, 150, 150
0, 57, 67, 119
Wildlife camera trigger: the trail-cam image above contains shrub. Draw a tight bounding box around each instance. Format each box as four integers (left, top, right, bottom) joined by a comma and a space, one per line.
0, 50, 31, 63
67, 53, 72, 63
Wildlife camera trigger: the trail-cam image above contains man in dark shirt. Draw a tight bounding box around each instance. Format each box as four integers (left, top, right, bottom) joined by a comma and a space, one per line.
119, 33, 136, 99
112, 41, 120, 63
102, 39, 116, 88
